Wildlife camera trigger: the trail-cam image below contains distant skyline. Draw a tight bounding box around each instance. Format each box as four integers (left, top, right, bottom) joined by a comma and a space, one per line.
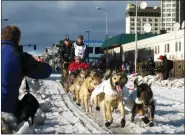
2, 1, 160, 56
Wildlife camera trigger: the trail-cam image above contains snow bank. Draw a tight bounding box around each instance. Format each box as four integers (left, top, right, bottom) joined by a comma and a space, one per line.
16, 78, 51, 133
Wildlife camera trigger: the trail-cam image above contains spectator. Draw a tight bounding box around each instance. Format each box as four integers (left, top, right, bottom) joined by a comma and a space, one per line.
128, 61, 134, 74
1, 25, 52, 133
158, 55, 173, 80
147, 57, 155, 75
72, 35, 89, 62
141, 61, 148, 76
68, 56, 88, 73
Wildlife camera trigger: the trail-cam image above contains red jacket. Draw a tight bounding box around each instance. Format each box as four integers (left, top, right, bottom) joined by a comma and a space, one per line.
68, 62, 88, 72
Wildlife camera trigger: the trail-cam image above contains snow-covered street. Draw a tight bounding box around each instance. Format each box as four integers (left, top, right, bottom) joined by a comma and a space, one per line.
31, 74, 184, 134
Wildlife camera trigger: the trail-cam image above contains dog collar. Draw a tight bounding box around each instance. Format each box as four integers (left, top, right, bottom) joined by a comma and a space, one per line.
135, 97, 143, 104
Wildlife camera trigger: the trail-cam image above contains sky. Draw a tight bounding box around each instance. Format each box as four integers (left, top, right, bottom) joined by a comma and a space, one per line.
2, 1, 160, 56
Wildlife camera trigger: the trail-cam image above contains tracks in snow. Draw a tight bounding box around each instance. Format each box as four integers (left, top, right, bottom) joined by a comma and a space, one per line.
55, 81, 110, 133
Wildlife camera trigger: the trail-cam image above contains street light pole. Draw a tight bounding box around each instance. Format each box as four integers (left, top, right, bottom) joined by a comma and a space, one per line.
85, 31, 90, 63
96, 7, 108, 40
105, 10, 108, 40
134, 0, 138, 73
96, 7, 109, 57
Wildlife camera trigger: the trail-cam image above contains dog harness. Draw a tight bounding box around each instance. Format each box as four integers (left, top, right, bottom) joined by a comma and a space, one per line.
135, 97, 154, 120
90, 79, 123, 103
135, 97, 154, 105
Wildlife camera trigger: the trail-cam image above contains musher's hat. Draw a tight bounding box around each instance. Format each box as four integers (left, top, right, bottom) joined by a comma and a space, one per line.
77, 35, 83, 40
64, 38, 70, 41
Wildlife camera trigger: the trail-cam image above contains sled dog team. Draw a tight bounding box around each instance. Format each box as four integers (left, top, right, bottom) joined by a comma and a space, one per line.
65, 69, 155, 128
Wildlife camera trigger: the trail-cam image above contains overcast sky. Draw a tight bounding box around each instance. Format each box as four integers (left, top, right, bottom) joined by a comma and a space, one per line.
2, 1, 160, 55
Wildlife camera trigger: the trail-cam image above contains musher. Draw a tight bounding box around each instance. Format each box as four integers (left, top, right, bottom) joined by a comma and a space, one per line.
72, 35, 89, 62
60, 38, 74, 83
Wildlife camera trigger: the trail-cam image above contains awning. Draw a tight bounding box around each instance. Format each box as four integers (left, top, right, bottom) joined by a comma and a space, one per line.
101, 33, 159, 49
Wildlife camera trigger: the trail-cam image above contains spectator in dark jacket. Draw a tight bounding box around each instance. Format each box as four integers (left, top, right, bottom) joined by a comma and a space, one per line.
1, 25, 52, 116
158, 55, 173, 80
128, 61, 134, 74
147, 57, 155, 75
72, 35, 89, 62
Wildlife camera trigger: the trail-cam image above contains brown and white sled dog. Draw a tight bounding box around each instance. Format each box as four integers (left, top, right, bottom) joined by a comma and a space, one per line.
68, 69, 88, 100
90, 71, 128, 127
129, 77, 155, 127
77, 70, 101, 107
79, 76, 101, 112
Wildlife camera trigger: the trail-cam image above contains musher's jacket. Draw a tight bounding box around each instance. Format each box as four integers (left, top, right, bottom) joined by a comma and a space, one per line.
60, 43, 74, 63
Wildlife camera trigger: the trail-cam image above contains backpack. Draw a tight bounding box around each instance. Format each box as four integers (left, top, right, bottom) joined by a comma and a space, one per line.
168, 60, 173, 70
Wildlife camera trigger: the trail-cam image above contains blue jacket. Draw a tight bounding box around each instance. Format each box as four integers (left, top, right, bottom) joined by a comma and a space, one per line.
2, 40, 52, 114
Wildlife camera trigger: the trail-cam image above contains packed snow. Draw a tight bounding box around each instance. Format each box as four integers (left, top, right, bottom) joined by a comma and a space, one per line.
16, 74, 184, 134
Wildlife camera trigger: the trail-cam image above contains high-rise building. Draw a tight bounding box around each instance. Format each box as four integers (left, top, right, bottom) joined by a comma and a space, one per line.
125, 3, 161, 34
161, 0, 184, 32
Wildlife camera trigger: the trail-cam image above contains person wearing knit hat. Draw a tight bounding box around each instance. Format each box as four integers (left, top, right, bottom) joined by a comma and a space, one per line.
71, 35, 89, 62
158, 55, 173, 80
158, 55, 164, 61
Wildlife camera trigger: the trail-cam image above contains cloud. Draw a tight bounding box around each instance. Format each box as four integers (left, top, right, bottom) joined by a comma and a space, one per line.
2, 1, 160, 54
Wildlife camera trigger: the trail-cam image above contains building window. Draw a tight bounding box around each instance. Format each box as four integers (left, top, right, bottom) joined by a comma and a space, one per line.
172, 9, 176, 12
167, 9, 171, 12
158, 46, 160, 54
179, 42, 181, 51
181, 54, 183, 58
167, 44, 169, 52
166, 18, 171, 21
175, 42, 178, 51
167, 13, 171, 17
165, 44, 170, 53
155, 46, 157, 54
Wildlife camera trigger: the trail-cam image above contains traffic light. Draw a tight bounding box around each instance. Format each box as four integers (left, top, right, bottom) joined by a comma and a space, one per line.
34, 45, 36, 50
45, 48, 48, 53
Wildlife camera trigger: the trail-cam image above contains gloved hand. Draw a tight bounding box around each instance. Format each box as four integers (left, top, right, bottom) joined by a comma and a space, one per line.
80, 58, 85, 62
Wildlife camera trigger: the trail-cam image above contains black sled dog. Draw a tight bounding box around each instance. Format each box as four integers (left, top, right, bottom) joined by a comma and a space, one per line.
15, 79, 39, 126
131, 79, 155, 127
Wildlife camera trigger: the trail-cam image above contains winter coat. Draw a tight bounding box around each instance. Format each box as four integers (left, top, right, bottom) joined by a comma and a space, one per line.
2, 40, 52, 114
68, 61, 88, 72
72, 42, 89, 62
60, 44, 74, 63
